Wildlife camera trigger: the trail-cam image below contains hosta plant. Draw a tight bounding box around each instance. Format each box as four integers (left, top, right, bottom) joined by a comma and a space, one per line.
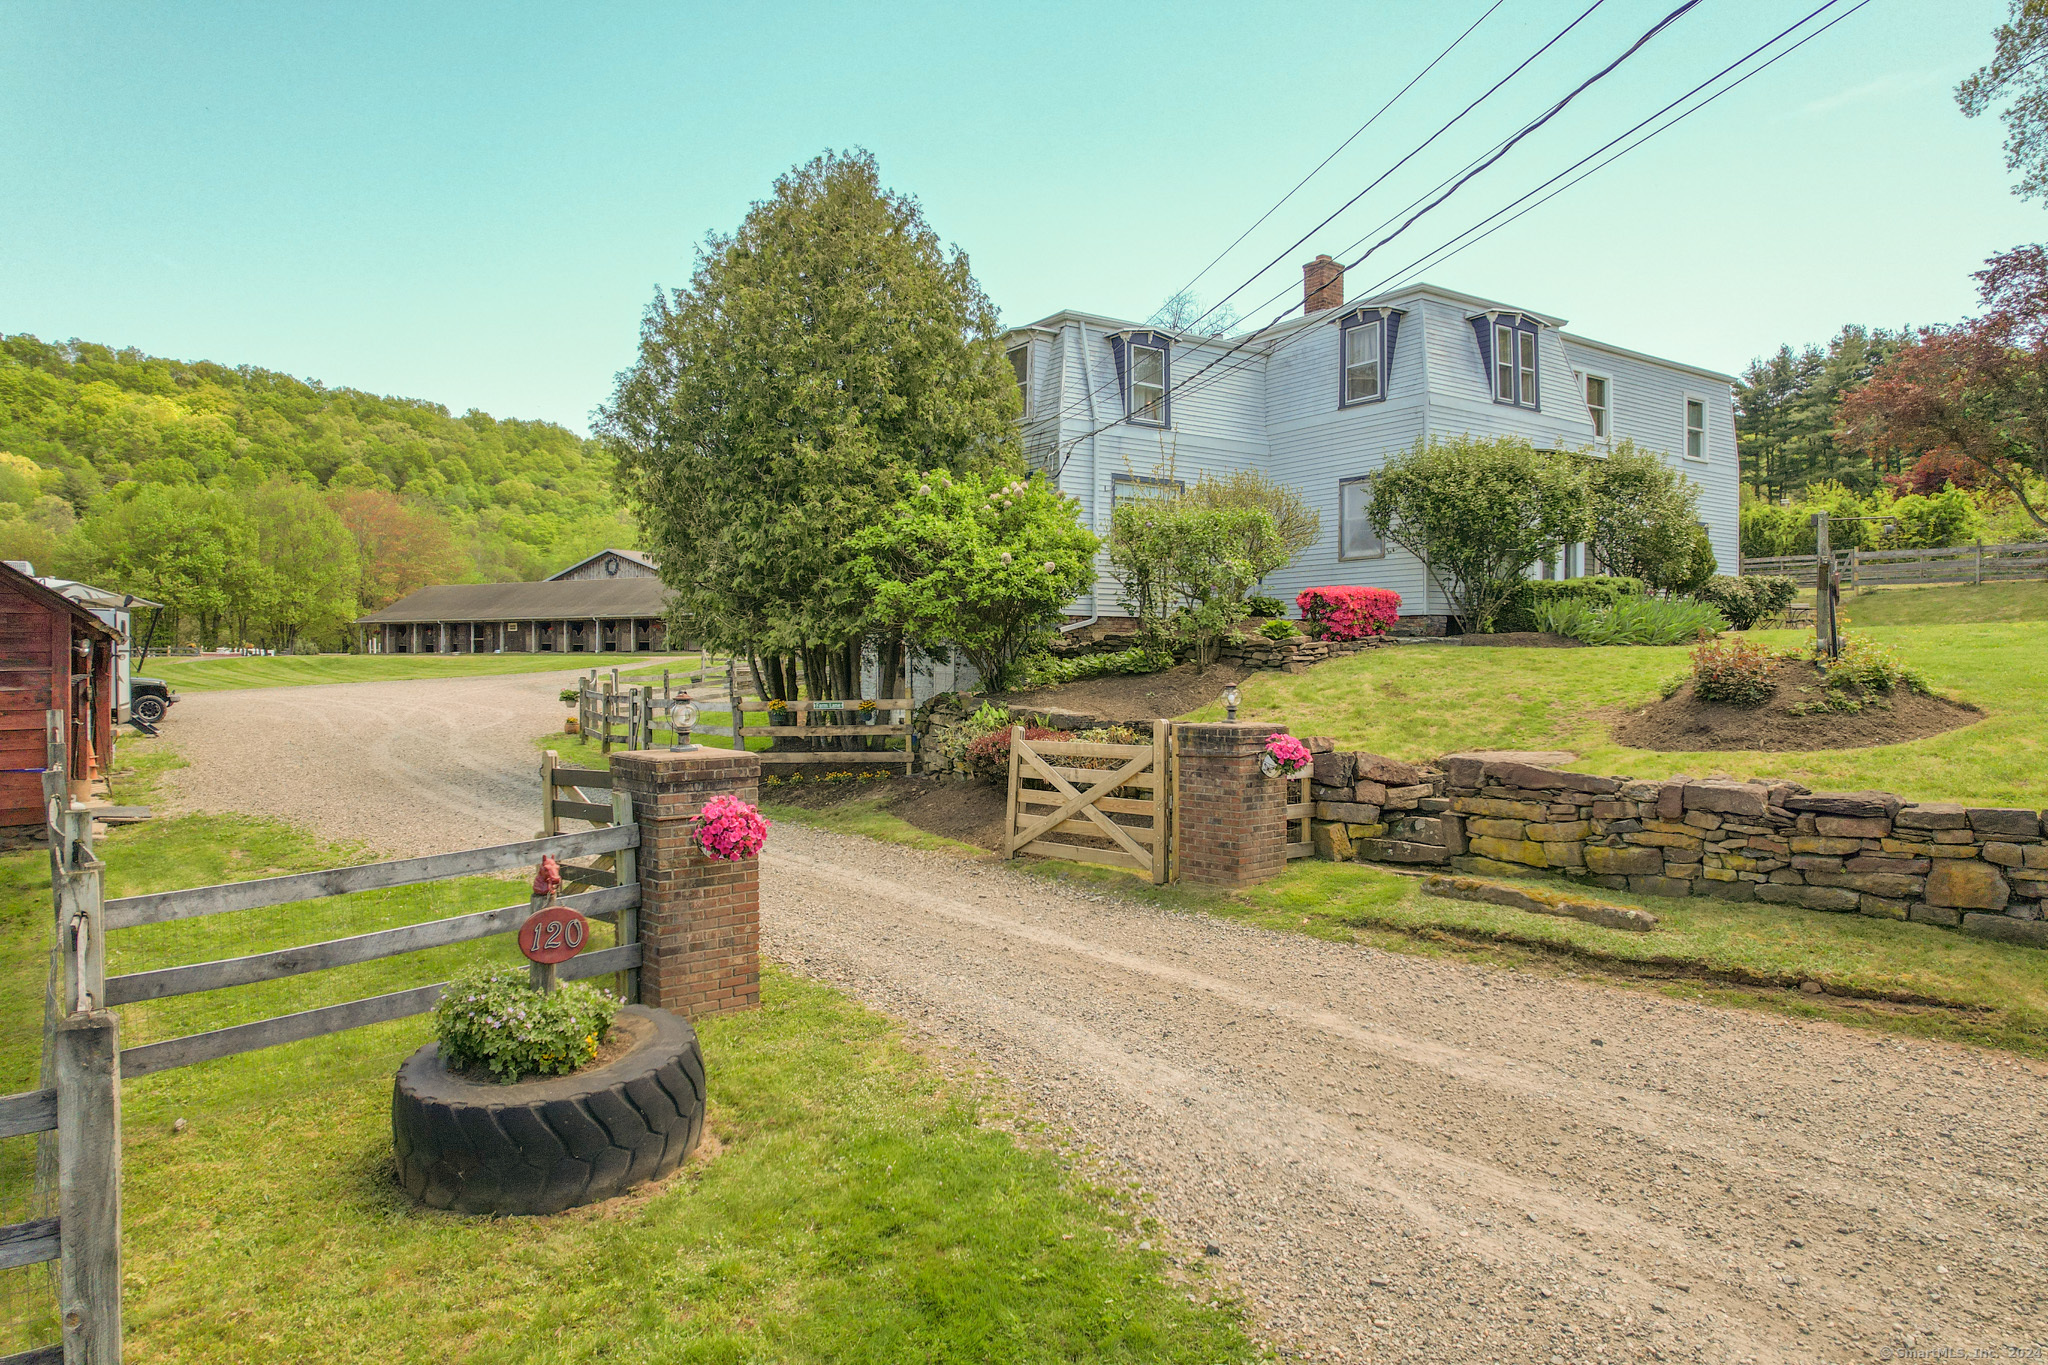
433, 964, 617, 1082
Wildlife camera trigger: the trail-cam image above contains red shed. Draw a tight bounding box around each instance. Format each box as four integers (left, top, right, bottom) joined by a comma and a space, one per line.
0, 561, 118, 828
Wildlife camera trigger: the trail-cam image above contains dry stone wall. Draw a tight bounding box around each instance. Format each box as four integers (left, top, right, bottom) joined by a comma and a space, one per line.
1308, 751, 2048, 948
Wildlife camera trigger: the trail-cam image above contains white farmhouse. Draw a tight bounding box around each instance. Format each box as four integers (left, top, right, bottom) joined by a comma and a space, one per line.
1003, 256, 1740, 631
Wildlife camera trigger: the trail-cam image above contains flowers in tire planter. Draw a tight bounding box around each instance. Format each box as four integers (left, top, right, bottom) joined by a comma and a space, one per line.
695, 793, 769, 861
1261, 733, 1312, 778
433, 964, 617, 1081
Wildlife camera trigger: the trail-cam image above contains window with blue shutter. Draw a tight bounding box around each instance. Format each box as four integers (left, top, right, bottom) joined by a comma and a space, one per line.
1471, 313, 1542, 409
1109, 330, 1173, 427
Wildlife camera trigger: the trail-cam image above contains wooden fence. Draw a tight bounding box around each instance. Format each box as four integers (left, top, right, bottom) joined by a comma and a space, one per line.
1285, 774, 1314, 860
1742, 540, 2048, 587
3, 737, 648, 1360
573, 658, 917, 774
1004, 723, 1169, 884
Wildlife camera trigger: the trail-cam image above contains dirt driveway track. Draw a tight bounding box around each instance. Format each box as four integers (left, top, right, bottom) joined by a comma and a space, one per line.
167, 675, 2048, 1363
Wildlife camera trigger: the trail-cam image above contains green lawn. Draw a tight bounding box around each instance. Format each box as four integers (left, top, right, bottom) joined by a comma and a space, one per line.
1183, 620, 2048, 806
1830, 579, 2048, 627
144, 652, 697, 692
764, 792, 2048, 1057
0, 742, 1250, 1363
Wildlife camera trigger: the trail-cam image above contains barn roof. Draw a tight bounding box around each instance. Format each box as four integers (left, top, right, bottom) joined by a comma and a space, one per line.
356, 577, 673, 625
547, 547, 656, 580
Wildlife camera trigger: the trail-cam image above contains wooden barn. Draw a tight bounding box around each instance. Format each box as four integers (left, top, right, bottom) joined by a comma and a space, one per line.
0, 561, 118, 827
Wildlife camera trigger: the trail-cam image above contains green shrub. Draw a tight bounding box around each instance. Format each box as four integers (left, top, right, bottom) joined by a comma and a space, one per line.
1689, 637, 1776, 705
1496, 575, 1642, 633
1694, 575, 1798, 630
1536, 596, 1727, 646
433, 964, 618, 1082
1817, 633, 1928, 695
1244, 594, 1288, 618
1017, 646, 1176, 688
1257, 618, 1298, 640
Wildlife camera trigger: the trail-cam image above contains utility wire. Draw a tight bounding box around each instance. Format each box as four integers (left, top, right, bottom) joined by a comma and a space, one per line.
1055, 0, 1699, 469
1154, 0, 1863, 421
1166, 0, 1612, 341
1042, 0, 1607, 429
1168, 0, 1510, 305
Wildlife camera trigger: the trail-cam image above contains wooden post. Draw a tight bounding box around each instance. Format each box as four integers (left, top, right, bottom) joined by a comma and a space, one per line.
611, 788, 638, 1003
56, 1008, 121, 1365
539, 750, 559, 838
725, 661, 743, 755
1151, 718, 1170, 885
1811, 512, 1837, 659
1168, 724, 1182, 884
1976, 540, 1984, 586
1002, 729, 1022, 859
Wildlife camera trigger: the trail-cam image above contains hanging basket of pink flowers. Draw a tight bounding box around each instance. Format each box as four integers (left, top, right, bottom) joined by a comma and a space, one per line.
694, 794, 769, 861
1259, 733, 1312, 779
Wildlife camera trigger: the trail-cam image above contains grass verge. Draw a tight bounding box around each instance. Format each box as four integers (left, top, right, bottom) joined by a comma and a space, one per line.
1183, 620, 2048, 806
1803, 579, 2048, 627
1, 742, 1249, 1363
144, 652, 698, 692
764, 791, 2048, 1057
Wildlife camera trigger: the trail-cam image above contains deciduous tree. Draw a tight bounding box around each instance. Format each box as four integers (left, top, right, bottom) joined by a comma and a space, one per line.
1367, 437, 1590, 634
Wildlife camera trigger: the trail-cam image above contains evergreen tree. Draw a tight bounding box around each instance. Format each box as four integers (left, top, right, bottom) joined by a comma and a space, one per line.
599, 149, 1023, 698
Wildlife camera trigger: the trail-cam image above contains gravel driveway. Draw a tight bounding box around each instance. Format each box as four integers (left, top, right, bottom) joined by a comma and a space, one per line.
165, 675, 2048, 1363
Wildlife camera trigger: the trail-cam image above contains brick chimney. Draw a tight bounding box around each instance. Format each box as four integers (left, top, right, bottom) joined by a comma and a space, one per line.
1302, 254, 1344, 314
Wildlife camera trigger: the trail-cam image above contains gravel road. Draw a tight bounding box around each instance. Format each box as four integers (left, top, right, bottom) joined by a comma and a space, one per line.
165, 675, 2048, 1363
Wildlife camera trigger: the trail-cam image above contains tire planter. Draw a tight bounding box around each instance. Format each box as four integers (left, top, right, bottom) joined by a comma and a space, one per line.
392, 1004, 704, 1215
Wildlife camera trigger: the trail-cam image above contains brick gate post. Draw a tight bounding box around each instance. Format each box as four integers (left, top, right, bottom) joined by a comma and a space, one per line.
1174, 722, 1288, 888
609, 748, 762, 1018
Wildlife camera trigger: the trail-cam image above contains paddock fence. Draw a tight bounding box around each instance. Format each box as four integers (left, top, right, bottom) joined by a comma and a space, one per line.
1741, 540, 2048, 588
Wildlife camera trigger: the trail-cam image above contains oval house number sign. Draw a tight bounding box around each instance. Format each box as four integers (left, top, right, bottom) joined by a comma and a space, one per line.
520, 904, 591, 965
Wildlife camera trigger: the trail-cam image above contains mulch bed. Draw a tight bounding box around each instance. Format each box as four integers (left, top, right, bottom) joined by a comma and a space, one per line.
1454, 632, 1585, 648
765, 773, 1009, 850
1614, 661, 1981, 753
997, 660, 1255, 722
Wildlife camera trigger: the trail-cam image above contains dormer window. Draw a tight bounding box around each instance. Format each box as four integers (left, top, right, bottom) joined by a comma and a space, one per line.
1007, 343, 1032, 416
1343, 316, 1383, 404
1109, 330, 1173, 427
1130, 341, 1166, 424
1336, 307, 1401, 409
1476, 313, 1541, 409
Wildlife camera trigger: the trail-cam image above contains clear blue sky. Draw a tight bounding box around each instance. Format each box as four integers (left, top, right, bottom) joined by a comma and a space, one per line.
1, 0, 2037, 434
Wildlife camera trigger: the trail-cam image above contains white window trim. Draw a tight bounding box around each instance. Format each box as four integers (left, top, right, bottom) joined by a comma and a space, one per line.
1341, 316, 1384, 406
1337, 475, 1386, 561
1581, 370, 1611, 442
1682, 393, 1709, 462
1518, 330, 1538, 410
1129, 342, 1168, 426
1493, 323, 1516, 403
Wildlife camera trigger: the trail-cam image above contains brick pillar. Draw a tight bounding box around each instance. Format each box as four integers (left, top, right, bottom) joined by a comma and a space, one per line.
609, 748, 762, 1019
1175, 722, 1289, 887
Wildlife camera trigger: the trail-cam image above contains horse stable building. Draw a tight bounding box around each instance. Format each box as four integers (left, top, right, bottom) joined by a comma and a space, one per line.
354, 548, 680, 655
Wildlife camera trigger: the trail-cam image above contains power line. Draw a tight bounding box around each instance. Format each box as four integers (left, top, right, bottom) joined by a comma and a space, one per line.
1167, 0, 1612, 341
1168, 0, 1510, 306
1155, 0, 1864, 421
1042, 0, 1610, 430
1055, 0, 1700, 469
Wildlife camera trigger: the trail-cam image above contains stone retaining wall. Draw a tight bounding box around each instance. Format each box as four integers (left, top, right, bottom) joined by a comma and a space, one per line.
1307, 750, 2048, 948
1218, 635, 1381, 672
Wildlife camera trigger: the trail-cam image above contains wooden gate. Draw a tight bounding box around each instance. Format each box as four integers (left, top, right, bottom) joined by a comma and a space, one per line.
1003, 722, 1170, 884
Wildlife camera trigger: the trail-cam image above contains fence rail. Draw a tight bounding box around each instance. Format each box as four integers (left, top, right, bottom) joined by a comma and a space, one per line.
1005, 723, 1169, 884
1742, 540, 2048, 587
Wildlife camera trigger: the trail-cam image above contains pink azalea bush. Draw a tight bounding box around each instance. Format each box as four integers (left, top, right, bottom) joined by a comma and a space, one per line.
1295, 586, 1401, 641
1264, 733, 1312, 778
695, 794, 769, 861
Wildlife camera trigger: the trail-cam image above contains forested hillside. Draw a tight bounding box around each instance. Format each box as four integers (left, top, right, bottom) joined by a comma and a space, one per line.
0, 334, 636, 649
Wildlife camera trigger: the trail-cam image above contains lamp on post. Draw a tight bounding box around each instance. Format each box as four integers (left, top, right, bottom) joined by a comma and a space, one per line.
669, 696, 701, 752
1224, 683, 1240, 722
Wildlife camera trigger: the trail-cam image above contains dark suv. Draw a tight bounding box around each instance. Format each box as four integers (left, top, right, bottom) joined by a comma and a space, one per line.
130, 677, 178, 725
